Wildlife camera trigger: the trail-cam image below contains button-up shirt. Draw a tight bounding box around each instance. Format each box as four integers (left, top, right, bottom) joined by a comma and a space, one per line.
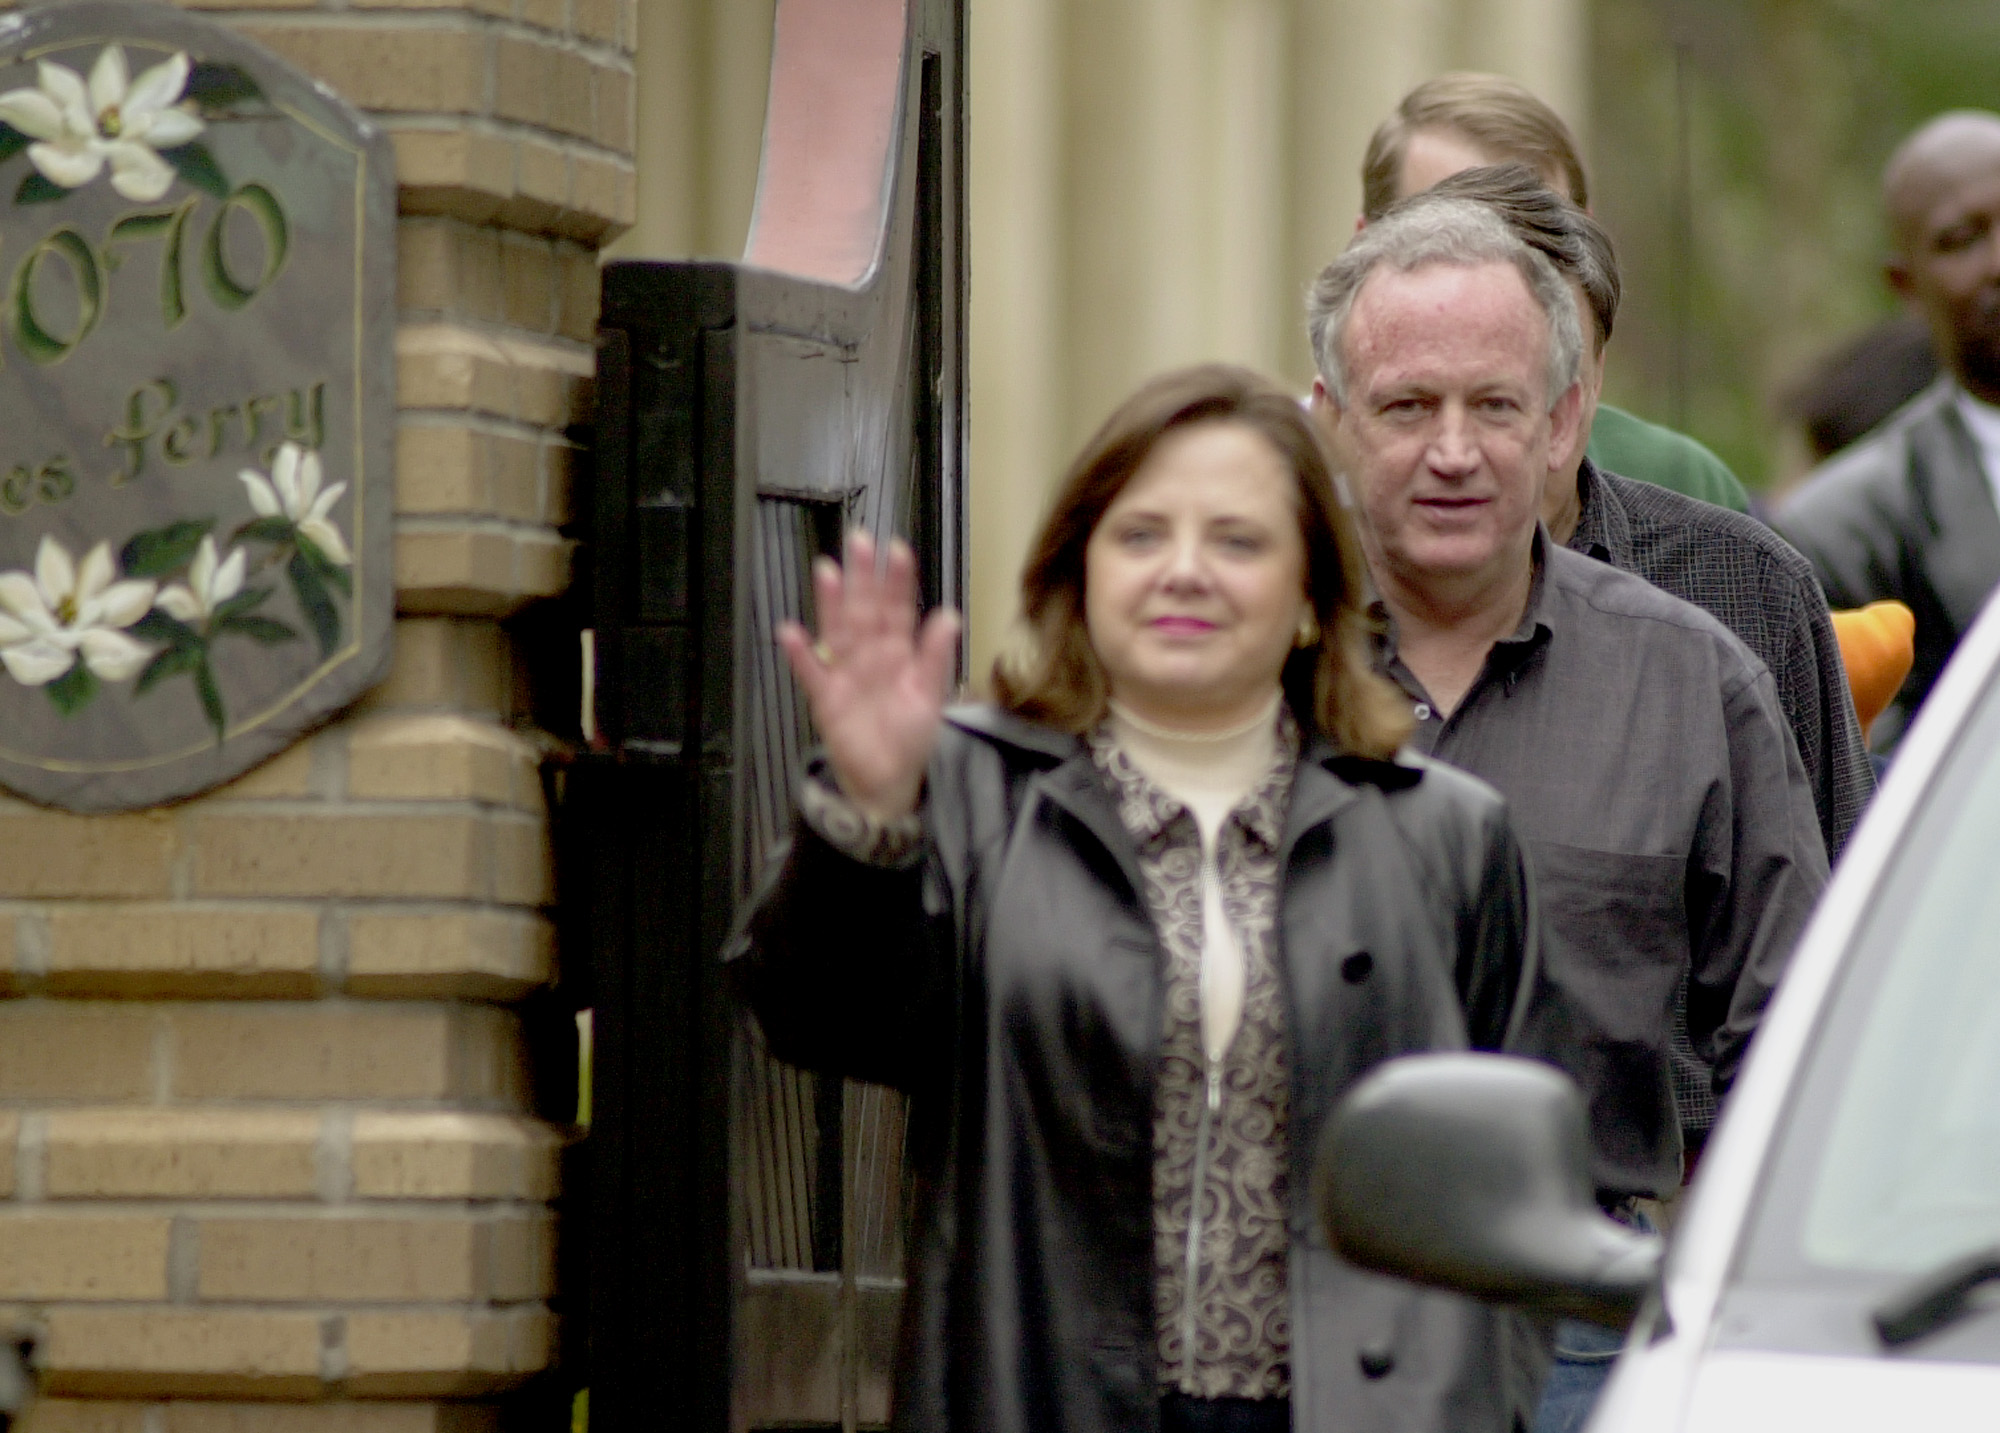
1088, 713, 1298, 1401
1568, 458, 1872, 1137
1381, 535, 1829, 1198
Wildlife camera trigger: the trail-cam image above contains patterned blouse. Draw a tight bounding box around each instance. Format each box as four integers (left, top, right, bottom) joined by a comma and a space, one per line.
1088, 711, 1299, 1400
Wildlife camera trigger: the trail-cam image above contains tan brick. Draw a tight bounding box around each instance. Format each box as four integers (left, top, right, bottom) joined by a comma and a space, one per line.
491, 816, 553, 905
358, 617, 511, 715
214, 740, 317, 799
347, 714, 537, 805
0, 1113, 19, 1196
511, 530, 573, 603
595, 65, 633, 154
178, 0, 317, 8
570, 153, 635, 239
547, 52, 595, 142
168, 1005, 523, 1103
189, 810, 540, 900
395, 528, 522, 615
487, 435, 541, 521
542, 440, 578, 525
484, 1214, 555, 1300
241, 25, 482, 116
0, 919, 17, 996
397, 425, 485, 515
343, 1308, 551, 1397
573, 0, 620, 45
496, 335, 593, 426
0, 1006, 153, 1100
42, 1309, 323, 1398
498, 235, 555, 333
555, 246, 599, 342
397, 221, 502, 324
516, 136, 569, 214
19, 1401, 149, 1433
0, 808, 175, 898
350, 1112, 560, 1201
46, 1109, 319, 1199
346, 910, 552, 999
164, 1405, 496, 1433
390, 129, 513, 226
200, 1217, 481, 1301
0, 1215, 168, 1299
493, 37, 552, 128
518, 0, 566, 33
397, 325, 516, 417
353, 0, 509, 14
46, 908, 321, 998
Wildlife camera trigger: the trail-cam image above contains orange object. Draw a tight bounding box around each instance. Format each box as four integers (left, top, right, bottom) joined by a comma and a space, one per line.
1830, 601, 1916, 743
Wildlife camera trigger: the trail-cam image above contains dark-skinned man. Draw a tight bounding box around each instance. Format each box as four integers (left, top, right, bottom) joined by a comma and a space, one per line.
1778, 111, 2000, 747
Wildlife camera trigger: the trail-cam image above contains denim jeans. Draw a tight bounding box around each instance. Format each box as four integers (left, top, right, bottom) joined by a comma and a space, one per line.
1530, 1317, 1624, 1433
1159, 1393, 1290, 1433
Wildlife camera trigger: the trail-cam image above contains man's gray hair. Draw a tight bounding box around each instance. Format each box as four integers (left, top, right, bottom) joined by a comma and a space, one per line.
1307, 195, 1582, 410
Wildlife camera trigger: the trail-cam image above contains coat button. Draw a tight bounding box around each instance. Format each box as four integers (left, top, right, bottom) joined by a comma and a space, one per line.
1359, 1343, 1395, 1379
1341, 952, 1374, 984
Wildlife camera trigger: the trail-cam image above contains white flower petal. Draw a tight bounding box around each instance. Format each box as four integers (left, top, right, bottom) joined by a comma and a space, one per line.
155, 586, 200, 623
295, 449, 324, 509
96, 579, 158, 629
0, 571, 48, 624
106, 141, 173, 202
79, 627, 150, 682
186, 536, 216, 602
75, 542, 114, 604
87, 45, 129, 121
36, 61, 90, 135
122, 51, 188, 119
212, 547, 246, 606
34, 536, 74, 612
135, 105, 201, 148
300, 519, 352, 567
0, 87, 66, 140
305, 479, 347, 526
1, 640, 73, 687
0, 613, 31, 646
239, 469, 282, 517
27, 138, 102, 189
272, 444, 303, 518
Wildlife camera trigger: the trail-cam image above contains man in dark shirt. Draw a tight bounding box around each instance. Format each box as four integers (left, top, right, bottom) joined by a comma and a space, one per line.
1306, 194, 1827, 1198
1411, 165, 1873, 1140
1306, 193, 1829, 1431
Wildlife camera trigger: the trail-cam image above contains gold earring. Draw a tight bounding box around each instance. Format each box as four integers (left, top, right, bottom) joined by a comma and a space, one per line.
1295, 611, 1320, 648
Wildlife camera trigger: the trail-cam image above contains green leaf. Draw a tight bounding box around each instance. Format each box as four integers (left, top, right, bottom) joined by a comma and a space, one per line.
298, 537, 353, 597
15, 171, 65, 205
135, 641, 201, 696
0, 124, 29, 166
218, 613, 297, 645
185, 62, 265, 112
45, 660, 96, 716
121, 519, 214, 579
130, 609, 200, 649
194, 660, 226, 742
230, 517, 295, 546
160, 143, 229, 201
211, 585, 273, 624
287, 549, 340, 658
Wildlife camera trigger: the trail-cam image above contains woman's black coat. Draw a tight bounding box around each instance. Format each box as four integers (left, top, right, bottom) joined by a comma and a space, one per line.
727, 704, 1540, 1433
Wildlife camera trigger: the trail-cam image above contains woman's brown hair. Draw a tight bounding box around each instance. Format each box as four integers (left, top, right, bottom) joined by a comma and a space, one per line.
990, 363, 1413, 760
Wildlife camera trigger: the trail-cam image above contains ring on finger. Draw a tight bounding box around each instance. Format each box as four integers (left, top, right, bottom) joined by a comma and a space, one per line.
813, 640, 837, 666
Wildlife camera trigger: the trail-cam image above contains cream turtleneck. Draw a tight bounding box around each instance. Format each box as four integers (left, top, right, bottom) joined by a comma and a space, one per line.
1107, 692, 1281, 1090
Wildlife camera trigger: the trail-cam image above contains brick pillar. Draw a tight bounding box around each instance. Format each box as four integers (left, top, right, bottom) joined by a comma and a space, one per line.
0, 1, 632, 1428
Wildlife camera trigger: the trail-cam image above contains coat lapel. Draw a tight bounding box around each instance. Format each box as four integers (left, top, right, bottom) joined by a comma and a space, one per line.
1030, 750, 1150, 904
1914, 400, 2000, 633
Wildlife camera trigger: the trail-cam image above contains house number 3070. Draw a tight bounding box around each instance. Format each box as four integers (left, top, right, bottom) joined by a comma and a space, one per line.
6, 182, 288, 366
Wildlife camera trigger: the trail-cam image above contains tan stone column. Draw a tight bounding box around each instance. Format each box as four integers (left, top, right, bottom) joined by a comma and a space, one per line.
0, 0, 635, 1427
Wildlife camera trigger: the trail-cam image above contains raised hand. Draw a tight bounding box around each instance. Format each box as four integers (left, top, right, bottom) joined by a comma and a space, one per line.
776, 530, 961, 822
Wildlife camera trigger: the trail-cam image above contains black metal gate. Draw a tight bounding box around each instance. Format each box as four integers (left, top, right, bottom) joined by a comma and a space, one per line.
567, 1, 965, 1427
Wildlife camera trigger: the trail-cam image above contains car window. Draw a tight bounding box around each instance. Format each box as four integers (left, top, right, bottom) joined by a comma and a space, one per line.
1726, 668, 2000, 1356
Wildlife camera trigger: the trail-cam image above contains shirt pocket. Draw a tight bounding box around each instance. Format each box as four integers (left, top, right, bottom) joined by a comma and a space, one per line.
1523, 840, 1687, 1040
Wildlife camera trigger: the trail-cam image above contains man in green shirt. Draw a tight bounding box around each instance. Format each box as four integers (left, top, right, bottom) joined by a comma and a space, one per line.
1359, 72, 1753, 514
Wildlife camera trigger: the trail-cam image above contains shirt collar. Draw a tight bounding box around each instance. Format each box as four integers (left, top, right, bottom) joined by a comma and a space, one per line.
1566, 458, 1632, 566
1373, 527, 1558, 666
1088, 704, 1300, 851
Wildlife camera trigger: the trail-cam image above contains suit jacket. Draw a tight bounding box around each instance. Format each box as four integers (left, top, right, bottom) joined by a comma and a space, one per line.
1776, 379, 2000, 740
727, 704, 1542, 1433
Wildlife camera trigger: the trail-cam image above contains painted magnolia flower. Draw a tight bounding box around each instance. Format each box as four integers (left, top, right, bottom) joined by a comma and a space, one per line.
241, 443, 351, 565
0, 536, 157, 686
155, 537, 245, 627
0, 45, 203, 202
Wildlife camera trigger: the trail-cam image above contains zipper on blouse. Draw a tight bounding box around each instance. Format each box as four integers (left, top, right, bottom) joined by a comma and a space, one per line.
1179, 1054, 1221, 1386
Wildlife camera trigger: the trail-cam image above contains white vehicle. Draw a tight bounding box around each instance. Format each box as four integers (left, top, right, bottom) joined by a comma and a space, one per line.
1320, 593, 2000, 1432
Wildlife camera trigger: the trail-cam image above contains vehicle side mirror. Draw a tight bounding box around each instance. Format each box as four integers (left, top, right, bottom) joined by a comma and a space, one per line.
1315, 1052, 1663, 1329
